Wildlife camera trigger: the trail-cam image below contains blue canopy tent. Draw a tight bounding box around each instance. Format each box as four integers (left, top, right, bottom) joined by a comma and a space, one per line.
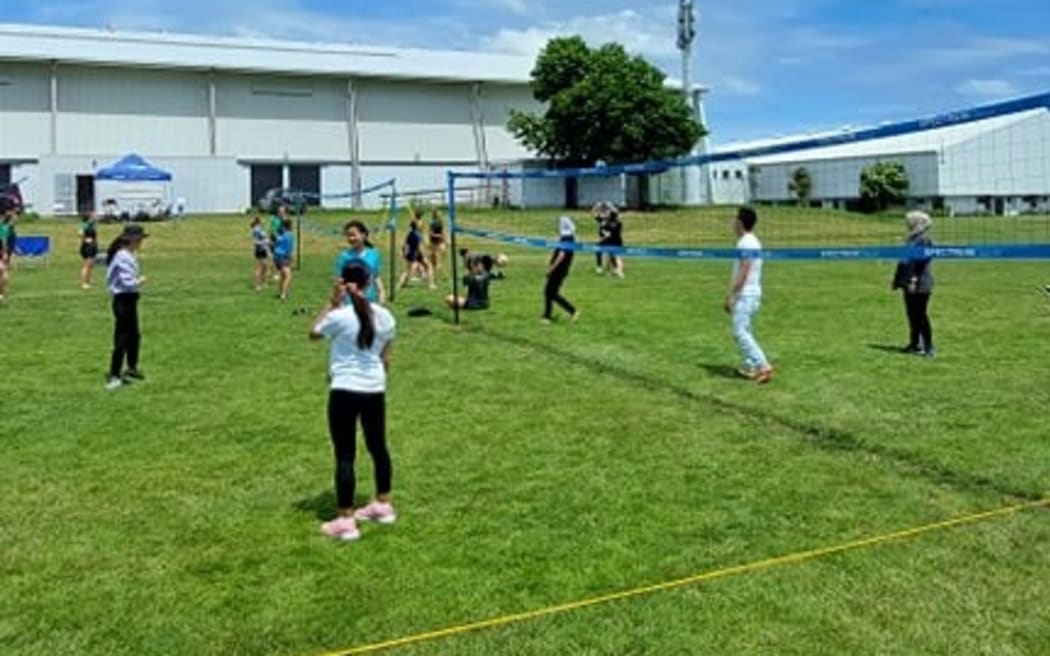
96, 154, 173, 182
95, 154, 174, 219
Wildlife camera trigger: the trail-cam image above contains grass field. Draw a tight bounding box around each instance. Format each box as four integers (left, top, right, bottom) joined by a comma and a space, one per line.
2, 206, 1049, 655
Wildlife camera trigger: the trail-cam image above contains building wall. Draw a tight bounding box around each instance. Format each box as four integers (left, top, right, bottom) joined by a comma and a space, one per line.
0, 59, 540, 214
940, 113, 1050, 197
0, 61, 51, 158
217, 73, 348, 161
750, 152, 940, 202
357, 79, 478, 163
477, 84, 542, 162
58, 65, 210, 156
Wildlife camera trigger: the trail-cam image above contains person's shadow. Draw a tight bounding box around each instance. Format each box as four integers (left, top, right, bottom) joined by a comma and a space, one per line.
293, 491, 338, 520
867, 343, 907, 355
697, 363, 740, 380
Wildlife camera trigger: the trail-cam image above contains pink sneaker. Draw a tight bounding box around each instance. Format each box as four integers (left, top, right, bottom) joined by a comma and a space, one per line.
354, 501, 397, 525
320, 516, 361, 541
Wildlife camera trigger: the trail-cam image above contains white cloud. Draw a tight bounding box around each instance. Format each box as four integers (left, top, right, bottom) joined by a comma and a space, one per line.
721, 75, 762, 96
927, 37, 1049, 65
482, 8, 679, 60
954, 78, 1019, 98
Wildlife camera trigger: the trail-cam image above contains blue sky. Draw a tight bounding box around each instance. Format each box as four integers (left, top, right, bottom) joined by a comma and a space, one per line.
11, 0, 1050, 144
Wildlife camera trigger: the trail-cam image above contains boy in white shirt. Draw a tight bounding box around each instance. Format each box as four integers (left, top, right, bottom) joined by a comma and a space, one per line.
725, 207, 774, 384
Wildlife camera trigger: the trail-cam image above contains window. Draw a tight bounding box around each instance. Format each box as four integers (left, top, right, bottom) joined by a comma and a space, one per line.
735, 170, 743, 179
722, 170, 730, 180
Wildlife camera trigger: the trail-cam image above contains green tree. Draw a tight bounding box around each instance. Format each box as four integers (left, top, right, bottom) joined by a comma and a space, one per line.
787, 166, 813, 206
508, 36, 705, 206
859, 161, 909, 212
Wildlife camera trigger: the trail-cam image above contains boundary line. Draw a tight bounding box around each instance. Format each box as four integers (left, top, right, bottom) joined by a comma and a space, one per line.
311, 498, 1048, 656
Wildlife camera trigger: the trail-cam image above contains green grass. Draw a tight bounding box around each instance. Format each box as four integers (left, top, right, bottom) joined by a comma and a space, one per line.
2, 207, 1049, 655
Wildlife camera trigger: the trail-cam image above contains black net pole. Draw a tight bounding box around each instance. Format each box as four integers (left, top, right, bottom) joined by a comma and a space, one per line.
448, 173, 461, 325
295, 200, 303, 271
387, 187, 399, 303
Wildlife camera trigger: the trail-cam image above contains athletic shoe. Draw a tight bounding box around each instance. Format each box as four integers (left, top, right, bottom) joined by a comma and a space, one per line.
595, 267, 604, 275
320, 516, 361, 541
123, 369, 145, 383
923, 348, 937, 359
104, 376, 124, 391
754, 367, 775, 385
81, 283, 91, 290
541, 317, 552, 325
900, 345, 922, 355
571, 311, 581, 323
354, 501, 397, 525
737, 367, 757, 380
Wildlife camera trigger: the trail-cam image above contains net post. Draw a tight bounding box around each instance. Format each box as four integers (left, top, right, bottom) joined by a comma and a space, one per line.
295, 195, 303, 271
448, 172, 461, 326
388, 184, 398, 303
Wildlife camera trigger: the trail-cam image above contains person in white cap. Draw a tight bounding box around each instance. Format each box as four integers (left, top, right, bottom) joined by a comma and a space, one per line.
542, 216, 580, 324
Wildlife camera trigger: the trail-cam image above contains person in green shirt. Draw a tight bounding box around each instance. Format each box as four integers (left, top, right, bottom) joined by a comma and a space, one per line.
0, 212, 11, 264
268, 205, 287, 281
0, 212, 11, 300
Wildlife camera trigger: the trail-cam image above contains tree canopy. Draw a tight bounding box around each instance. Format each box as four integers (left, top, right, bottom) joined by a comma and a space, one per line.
508, 36, 706, 167
859, 161, 910, 212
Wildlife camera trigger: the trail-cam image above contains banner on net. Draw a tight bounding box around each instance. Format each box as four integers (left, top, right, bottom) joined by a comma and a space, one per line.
454, 226, 1050, 261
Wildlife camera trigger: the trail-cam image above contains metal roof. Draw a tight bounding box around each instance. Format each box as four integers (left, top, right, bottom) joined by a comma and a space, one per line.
0, 22, 536, 84
716, 109, 1046, 165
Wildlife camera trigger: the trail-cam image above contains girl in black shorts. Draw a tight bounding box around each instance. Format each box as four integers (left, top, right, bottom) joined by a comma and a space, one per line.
251, 215, 269, 291
79, 214, 99, 289
428, 209, 446, 276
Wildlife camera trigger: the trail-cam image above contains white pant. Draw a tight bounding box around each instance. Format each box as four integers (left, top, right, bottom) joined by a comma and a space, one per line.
732, 295, 769, 370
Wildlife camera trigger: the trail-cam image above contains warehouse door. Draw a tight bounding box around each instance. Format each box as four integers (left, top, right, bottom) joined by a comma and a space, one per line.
289, 165, 321, 206
76, 175, 95, 215
251, 164, 283, 208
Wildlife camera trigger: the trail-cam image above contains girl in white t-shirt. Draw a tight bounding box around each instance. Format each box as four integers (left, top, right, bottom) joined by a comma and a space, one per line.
310, 262, 397, 541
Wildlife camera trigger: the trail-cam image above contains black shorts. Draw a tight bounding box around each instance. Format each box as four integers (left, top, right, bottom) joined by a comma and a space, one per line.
254, 246, 268, 260
80, 244, 99, 260
430, 235, 444, 246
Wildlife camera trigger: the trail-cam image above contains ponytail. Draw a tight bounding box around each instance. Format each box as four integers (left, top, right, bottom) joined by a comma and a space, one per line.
105, 236, 127, 265
348, 290, 375, 350
340, 262, 375, 350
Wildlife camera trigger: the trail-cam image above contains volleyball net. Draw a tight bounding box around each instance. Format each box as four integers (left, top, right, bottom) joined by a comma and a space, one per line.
444, 91, 1050, 322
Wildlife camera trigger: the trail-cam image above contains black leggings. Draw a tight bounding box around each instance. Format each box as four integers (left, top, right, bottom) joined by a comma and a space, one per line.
110, 293, 141, 378
903, 292, 933, 350
327, 390, 391, 510
544, 273, 576, 319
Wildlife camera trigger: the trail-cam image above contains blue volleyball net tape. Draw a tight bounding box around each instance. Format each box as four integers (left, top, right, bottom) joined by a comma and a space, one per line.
455, 226, 1050, 261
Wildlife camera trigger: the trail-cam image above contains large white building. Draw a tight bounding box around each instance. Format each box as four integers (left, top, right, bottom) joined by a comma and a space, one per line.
0, 23, 549, 214
707, 104, 1050, 215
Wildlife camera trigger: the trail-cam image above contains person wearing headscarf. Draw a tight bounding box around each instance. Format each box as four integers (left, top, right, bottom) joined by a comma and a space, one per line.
542, 216, 579, 324
891, 210, 936, 357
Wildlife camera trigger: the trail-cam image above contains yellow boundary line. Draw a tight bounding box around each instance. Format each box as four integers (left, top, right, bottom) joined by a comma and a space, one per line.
313, 498, 1048, 656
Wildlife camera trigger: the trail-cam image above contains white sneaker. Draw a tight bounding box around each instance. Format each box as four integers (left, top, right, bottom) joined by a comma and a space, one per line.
595, 267, 604, 275
104, 376, 123, 391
